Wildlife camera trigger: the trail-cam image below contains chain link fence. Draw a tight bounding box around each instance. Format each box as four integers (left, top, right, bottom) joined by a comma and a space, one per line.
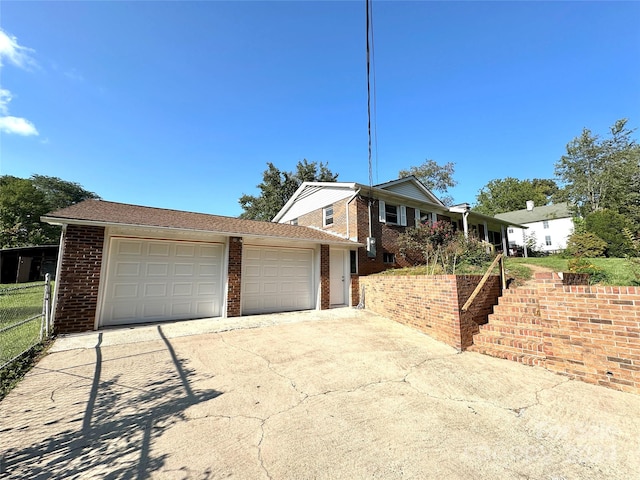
0, 275, 52, 370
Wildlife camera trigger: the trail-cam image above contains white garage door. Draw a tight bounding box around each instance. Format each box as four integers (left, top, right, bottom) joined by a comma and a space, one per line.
101, 238, 224, 326
242, 246, 314, 315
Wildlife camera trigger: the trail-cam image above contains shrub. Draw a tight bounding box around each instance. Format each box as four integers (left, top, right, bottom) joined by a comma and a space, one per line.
565, 232, 607, 258
567, 257, 608, 284
398, 220, 494, 274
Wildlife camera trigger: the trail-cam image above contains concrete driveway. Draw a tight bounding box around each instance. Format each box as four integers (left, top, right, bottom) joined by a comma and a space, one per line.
1, 309, 639, 479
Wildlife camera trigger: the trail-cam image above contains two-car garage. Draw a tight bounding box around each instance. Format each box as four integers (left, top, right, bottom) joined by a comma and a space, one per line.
100, 238, 317, 326
43, 199, 358, 333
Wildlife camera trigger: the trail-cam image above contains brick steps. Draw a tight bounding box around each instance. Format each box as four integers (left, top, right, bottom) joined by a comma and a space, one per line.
470, 284, 545, 367
467, 345, 545, 367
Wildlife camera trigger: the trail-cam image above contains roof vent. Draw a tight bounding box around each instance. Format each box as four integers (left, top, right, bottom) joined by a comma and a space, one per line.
526, 200, 534, 211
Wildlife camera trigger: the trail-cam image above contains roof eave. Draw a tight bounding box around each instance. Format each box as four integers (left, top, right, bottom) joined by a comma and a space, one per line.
41, 216, 362, 247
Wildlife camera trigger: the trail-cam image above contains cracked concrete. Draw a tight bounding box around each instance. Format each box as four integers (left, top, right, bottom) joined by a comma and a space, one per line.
1, 308, 639, 479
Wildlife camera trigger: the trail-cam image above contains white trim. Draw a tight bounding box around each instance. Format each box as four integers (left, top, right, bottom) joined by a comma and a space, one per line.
399, 205, 407, 227
323, 205, 334, 227
50, 224, 67, 330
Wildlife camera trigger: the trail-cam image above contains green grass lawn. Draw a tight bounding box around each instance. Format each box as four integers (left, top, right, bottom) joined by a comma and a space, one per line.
506, 256, 640, 286
0, 282, 49, 367
376, 257, 640, 286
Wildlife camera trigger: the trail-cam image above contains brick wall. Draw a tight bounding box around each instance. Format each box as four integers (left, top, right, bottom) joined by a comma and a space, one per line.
54, 225, 105, 334
227, 237, 242, 317
320, 245, 330, 309
360, 274, 501, 350
535, 273, 640, 394
350, 274, 360, 306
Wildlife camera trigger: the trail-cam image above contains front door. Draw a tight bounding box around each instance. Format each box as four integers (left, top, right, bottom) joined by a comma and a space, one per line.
330, 249, 346, 306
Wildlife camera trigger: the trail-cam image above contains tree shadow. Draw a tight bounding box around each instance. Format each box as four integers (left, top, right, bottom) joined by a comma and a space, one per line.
3, 326, 223, 479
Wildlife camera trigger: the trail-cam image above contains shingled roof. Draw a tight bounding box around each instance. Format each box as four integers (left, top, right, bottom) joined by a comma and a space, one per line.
42, 200, 359, 246
495, 202, 573, 225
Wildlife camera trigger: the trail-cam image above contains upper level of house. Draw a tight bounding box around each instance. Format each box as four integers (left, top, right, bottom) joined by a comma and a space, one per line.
273, 176, 520, 273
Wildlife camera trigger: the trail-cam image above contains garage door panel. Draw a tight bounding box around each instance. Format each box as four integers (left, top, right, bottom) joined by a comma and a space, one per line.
144, 284, 166, 297
113, 283, 138, 298
241, 246, 314, 315
102, 239, 223, 326
148, 243, 170, 256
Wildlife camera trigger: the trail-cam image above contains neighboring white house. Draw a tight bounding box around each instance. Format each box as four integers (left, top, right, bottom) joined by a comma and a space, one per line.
495, 202, 574, 255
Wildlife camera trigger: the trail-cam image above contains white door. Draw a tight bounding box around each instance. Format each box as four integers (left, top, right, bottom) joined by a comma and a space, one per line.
242, 246, 313, 315
330, 249, 346, 305
101, 238, 224, 326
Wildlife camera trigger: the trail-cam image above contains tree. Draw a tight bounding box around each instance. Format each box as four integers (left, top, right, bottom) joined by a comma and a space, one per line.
239, 159, 338, 221
0, 175, 100, 248
555, 119, 639, 221
399, 159, 457, 205
473, 177, 560, 215
584, 209, 634, 257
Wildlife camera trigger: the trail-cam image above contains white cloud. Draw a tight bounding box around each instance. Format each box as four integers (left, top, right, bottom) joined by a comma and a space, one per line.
0, 88, 12, 114
0, 29, 39, 136
0, 28, 37, 69
0, 116, 39, 136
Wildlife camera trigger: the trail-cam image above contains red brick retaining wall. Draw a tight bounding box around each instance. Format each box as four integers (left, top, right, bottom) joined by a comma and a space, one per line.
536, 273, 640, 394
360, 274, 501, 350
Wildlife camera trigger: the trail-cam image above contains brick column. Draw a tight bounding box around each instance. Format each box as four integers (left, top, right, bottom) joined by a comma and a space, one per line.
320, 244, 330, 309
227, 237, 243, 317
54, 225, 105, 334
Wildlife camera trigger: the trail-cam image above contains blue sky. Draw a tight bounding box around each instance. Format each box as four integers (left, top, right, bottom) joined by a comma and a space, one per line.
1, 1, 639, 217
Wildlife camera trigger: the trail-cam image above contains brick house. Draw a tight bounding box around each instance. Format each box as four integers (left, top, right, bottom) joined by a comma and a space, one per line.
273, 176, 518, 275
42, 200, 359, 333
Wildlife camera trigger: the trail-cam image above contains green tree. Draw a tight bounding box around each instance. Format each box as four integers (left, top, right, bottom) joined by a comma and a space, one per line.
239, 159, 338, 221
584, 209, 634, 257
473, 177, 559, 215
0, 175, 100, 248
555, 119, 639, 220
399, 159, 457, 205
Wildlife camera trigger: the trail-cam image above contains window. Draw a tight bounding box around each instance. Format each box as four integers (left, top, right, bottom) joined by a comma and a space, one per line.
545, 235, 552, 246
385, 204, 398, 224
383, 252, 396, 264
508, 228, 514, 234
543, 220, 549, 229
323, 205, 334, 226
350, 250, 357, 274
290, 218, 298, 226
378, 200, 407, 226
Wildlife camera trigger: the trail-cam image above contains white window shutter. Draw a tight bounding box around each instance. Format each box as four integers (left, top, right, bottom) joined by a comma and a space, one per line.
399, 205, 407, 226
379, 200, 386, 223
414, 208, 421, 226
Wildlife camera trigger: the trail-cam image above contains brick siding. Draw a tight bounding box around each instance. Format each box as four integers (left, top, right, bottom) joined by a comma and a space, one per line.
227, 237, 242, 317
54, 225, 105, 334
320, 245, 330, 309
360, 274, 501, 350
